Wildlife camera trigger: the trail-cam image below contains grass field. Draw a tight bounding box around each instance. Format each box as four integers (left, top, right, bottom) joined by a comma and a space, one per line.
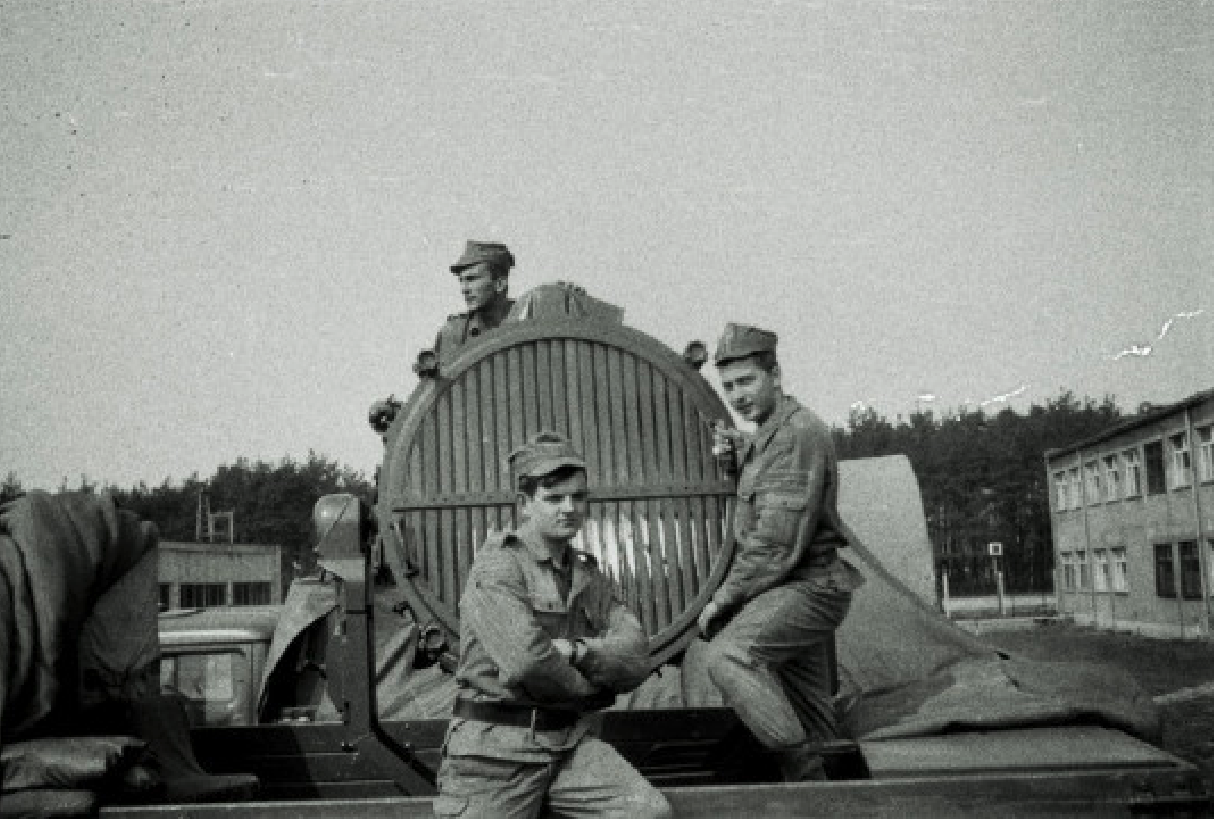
982, 621, 1214, 783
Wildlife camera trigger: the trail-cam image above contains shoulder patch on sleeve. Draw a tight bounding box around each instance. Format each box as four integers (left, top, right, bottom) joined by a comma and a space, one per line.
481, 530, 516, 551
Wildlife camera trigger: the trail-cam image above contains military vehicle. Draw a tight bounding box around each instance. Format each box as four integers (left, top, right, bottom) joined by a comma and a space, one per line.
103, 284, 1209, 818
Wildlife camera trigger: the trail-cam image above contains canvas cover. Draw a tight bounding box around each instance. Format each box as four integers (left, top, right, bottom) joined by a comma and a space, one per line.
0, 491, 160, 743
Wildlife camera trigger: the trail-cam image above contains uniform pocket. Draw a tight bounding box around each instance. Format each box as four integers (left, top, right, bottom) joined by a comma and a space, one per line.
432, 793, 468, 816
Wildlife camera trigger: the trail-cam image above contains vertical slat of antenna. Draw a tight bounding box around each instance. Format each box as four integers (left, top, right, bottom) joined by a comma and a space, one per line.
576, 343, 609, 598
522, 342, 539, 440
589, 344, 617, 598
436, 392, 455, 604
493, 352, 511, 531
551, 339, 569, 437
536, 340, 553, 432
665, 380, 694, 599
451, 379, 470, 608
564, 341, 583, 458
479, 358, 497, 498
578, 342, 601, 487
508, 347, 525, 462
686, 403, 714, 585
630, 355, 669, 630
651, 370, 683, 615
407, 439, 423, 580
609, 348, 650, 632
417, 414, 436, 589
592, 345, 614, 490
466, 364, 486, 567
637, 361, 674, 625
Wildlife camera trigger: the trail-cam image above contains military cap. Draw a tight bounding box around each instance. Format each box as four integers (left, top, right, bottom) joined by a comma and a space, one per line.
508, 431, 586, 484
713, 322, 779, 365
450, 240, 515, 274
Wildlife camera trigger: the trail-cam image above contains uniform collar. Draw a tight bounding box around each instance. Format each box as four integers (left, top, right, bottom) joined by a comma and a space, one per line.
515, 523, 573, 569
750, 395, 800, 454
474, 294, 514, 326
515, 523, 594, 600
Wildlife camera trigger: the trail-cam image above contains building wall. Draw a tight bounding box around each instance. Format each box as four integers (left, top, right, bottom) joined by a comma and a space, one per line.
1048, 394, 1214, 638
158, 541, 283, 608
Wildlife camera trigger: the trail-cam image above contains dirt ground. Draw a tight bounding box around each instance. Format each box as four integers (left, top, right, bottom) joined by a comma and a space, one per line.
982, 621, 1214, 785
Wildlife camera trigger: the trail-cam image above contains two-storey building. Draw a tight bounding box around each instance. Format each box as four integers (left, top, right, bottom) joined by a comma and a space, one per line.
158, 540, 284, 610
1046, 388, 1214, 637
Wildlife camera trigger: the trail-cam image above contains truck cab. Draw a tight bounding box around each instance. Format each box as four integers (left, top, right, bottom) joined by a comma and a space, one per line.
157, 606, 279, 728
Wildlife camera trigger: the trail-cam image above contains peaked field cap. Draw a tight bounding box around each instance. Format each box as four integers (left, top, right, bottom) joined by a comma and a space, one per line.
508, 431, 586, 481
713, 322, 779, 365
451, 240, 515, 274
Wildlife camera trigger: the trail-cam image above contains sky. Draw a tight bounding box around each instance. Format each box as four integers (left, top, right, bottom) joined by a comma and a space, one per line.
2, 0, 1212, 491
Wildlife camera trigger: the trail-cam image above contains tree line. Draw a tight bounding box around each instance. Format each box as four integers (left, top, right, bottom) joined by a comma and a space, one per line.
1, 453, 372, 579
832, 390, 1123, 594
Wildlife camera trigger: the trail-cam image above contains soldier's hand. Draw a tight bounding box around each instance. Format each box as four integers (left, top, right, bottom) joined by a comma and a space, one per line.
698, 601, 723, 639
711, 422, 744, 452
551, 638, 575, 662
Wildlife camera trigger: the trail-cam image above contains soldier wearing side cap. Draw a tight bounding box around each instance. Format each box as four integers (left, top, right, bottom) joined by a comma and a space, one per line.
698, 323, 866, 782
432, 432, 670, 819
433, 240, 517, 362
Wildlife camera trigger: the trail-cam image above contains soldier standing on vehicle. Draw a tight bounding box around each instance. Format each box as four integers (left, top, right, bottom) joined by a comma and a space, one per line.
698, 323, 865, 782
432, 431, 671, 819
432, 240, 517, 362
374, 241, 517, 433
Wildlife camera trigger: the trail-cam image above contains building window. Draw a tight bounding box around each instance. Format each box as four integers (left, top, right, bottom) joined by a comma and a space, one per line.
180, 583, 226, 608
1155, 543, 1176, 598
1103, 454, 1121, 501
1085, 462, 1103, 504
1054, 472, 1070, 511
1076, 550, 1089, 590
1145, 441, 1166, 495
233, 582, 272, 606
1069, 467, 1082, 506
1093, 549, 1110, 591
1061, 553, 1076, 590
1170, 432, 1193, 489
1197, 426, 1213, 483
1123, 448, 1142, 497
159, 584, 173, 611
1112, 548, 1128, 592
1179, 541, 1202, 599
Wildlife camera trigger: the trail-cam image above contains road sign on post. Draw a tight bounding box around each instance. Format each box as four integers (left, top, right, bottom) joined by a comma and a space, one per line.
988, 542, 1003, 557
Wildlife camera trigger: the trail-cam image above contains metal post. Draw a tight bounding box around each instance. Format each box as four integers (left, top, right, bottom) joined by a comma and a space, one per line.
942, 570, 951, 618
996, 568, 1006, 617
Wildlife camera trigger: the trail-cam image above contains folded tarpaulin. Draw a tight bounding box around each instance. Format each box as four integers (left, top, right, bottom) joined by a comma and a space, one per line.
0, 491, 158, 743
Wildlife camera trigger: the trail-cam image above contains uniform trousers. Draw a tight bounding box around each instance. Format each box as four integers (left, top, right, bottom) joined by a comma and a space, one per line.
702, 578, 852, 749
433, 733, 670, 819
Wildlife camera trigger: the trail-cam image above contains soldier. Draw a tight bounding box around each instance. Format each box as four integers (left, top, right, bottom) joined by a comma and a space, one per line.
433, 240, 517, 362
432, 432, 670, 819
698, 323, 865, 782
374, 241, 516, 433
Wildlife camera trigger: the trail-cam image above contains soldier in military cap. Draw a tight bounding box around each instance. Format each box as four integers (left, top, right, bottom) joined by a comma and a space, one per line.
432, 432, 670, 819
432, 240, 517, 362
698, 323, 865, 782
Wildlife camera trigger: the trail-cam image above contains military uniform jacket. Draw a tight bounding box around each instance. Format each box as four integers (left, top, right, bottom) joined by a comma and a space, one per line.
712, 396, 862, 614
433, 298, 516, 362
446, 525, 648, 762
